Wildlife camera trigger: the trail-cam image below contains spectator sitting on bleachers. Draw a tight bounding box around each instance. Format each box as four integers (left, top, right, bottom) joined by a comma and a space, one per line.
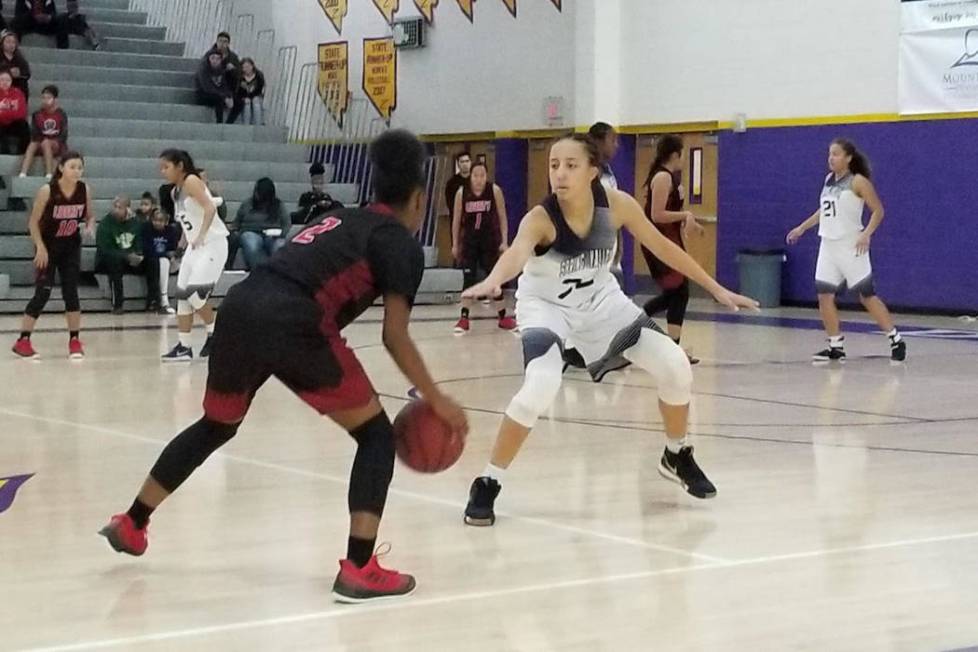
195, 51, 234, 124
64, 1, 100, 50
135, 191, 155, 225
12, 0, 69, 50
207, 31, 240, 81
228, 177, 288, 270
19, 84, 66, 178
142, 208, 181, 315
0, 30, 30, 99
291, 162, 343, 225
0, 70, 28, 155
229, 57, 264, 125
96, 196, 147, 314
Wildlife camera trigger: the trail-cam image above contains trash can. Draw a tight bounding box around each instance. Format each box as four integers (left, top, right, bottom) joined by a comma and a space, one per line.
736, 248, 785, 308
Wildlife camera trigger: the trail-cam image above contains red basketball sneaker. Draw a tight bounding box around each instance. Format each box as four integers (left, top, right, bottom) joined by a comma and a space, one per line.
68, 338, 85, 360
453, 317, 470, 334
332, 546, 417, 603
11, 338, 37, 359
98, 513, 149, 556
498, 315, 517, 331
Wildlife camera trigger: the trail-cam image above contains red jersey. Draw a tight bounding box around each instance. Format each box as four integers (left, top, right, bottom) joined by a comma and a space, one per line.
39, 180, 88, 245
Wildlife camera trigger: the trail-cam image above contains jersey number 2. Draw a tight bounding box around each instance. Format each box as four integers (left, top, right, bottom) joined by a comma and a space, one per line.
559, 278, 594, 300
293, 216, 342, 244
822, 200, 837, 218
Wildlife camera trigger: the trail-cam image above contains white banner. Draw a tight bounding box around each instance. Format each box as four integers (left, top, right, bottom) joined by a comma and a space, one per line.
899, 0, 978, 113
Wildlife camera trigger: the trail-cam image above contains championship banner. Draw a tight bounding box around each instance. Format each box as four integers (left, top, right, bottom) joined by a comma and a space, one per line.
318, 0, 347, 35
899, 0, 978, 113
371, 0, 399, 25
318, 41, 350, 127
414, 0, 438, 24
501, 0, 516, 18
363, 37, 397, 123
456, 0, 473, 22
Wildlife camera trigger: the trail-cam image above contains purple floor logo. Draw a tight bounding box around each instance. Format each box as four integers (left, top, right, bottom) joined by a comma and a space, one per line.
0, 474, 34, 514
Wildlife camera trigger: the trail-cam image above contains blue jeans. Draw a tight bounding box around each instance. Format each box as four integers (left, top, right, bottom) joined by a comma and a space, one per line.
239, 231, 285, 269
241, 96, 264, 125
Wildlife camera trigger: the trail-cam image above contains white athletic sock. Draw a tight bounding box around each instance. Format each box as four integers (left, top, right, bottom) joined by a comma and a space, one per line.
829, 335, 845, 348
482, 463, 507, 483
206, 322, 216, 335
886, 328, 901, 343
665, 436, 687, 453
178, 332, 192, 348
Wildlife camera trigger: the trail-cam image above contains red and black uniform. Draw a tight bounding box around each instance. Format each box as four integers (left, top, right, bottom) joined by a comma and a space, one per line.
641, 167, 690, 327
203, 204, 425, 424
458, 181, 501, 289
30, 106, 67, 155
25, 179, 88, 317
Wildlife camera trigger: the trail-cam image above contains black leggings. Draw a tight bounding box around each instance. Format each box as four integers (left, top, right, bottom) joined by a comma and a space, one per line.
642, 279, 690, 328
26, 243, 81, 318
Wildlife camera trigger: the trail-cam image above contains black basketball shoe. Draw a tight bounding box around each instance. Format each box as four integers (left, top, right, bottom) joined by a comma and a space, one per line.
464, 477, 501, 526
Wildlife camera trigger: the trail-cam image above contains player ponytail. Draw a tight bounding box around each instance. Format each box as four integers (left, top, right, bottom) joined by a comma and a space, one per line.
832, 138, 872, 180
159, 149, 201, 180
368, 129, 427, 205
641, 134, 683, 192
53, 150, 84, 181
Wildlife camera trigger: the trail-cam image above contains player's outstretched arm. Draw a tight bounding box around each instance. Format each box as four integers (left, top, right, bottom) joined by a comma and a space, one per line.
787, 210, 820, 244
382, 293, 468, 436
462, 207, 550, 300
610, 189, 759, 312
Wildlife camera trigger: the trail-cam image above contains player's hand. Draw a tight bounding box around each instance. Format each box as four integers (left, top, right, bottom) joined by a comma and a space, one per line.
33, 247, 49, 270
462, 279, 501, 301
786, 226, 805, 245
684, 216, 705, 237
224, 97, 234, 109
429, 393, 469, 438
855, 232, 871, 256
712, 286, 760, 312
498, 242, 508, 254
191, 235, 205, 249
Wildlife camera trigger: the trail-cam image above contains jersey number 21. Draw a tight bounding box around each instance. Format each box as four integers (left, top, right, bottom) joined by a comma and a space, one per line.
821, 199, 837, 219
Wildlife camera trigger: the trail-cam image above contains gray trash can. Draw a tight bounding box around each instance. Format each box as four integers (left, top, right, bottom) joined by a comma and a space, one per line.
736, 249, 785, 308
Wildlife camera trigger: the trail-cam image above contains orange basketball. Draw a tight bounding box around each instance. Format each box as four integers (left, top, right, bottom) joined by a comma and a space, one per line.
393, 399, 464, 473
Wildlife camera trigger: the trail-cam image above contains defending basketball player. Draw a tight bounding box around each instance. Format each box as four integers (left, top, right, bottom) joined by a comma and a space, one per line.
786, 139, 906, 363
462, 134, 758, 526
158, 149, 229, 362
100, 130, 469, 603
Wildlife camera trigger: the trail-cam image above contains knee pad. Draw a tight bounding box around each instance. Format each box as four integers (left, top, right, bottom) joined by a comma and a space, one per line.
506, 336, 564, 428
150, 418, 240, 493
25, 286, 52, 318
623, 328, 692, 406
348, 412, 395, 516
175, 284, 212, 311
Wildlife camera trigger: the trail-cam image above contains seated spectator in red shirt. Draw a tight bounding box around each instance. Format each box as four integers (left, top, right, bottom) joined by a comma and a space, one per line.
19, 84, 67, 178
0, 31, 30, 99
0, 70, 28, 154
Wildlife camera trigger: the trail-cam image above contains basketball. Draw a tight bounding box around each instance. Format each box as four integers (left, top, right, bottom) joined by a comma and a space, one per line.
393, 399, 464, 473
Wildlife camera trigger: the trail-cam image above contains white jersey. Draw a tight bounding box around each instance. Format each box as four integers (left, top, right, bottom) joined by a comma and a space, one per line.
173, 178, 229, 244
599, 164, 618, 191
517, 180, 620, 310
818, 173, 864, 240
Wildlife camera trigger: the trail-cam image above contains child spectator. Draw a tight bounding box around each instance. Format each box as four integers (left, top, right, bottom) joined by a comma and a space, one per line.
96, 196, 146, 314
12, 0, 69, 50
195, 51, 234, 124
142, 208, 181, 315
19, 84, 67, 178
64, 1, 100, 50
291, 162, 343, 225
134, 191, 156, 225
229, 57, 264, 125
0, 31, 30, 99
228, 177, 288, 270
0, 70, 28, 155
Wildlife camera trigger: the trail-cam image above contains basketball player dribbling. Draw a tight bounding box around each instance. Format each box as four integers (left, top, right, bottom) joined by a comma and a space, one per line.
786, 139, 906, 363
99, 130, 469, 603
462, 134, 758, 526
158, 149, 229, 362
